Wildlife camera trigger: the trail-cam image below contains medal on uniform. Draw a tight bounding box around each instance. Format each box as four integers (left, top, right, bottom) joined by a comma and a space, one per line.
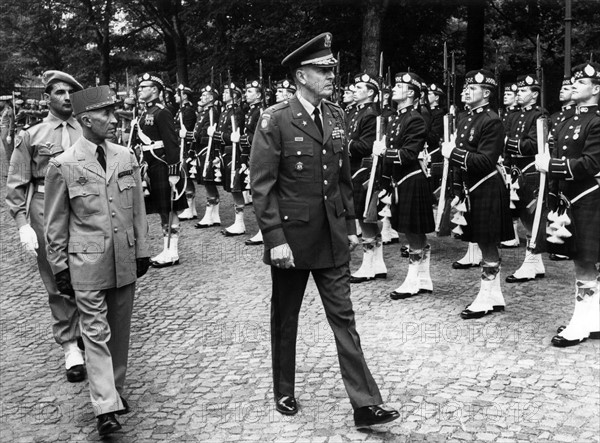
77, 176, 88, 185
295, 162, 303, 171
573, 125, 581, 140
145, 114, 154, 126
469, 128, 475, 142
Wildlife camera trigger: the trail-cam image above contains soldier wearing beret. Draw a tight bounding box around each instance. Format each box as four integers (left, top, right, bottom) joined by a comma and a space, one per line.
114, 97, 136, 146
208, 83, 246, 236
442, 69, 513, 319
174, 85, 199, 221
44, 85, 150, 436
427, 83, 446, 202
342, 83, 357, 123
135, 72, 187, 268
6, 70, 86, 383
274, 79, 296, 103
345, 73, 388, 283
250, 32, 399, 428
372, 71, 435, 300
504, 74, 548, 281
535, 62, 600, 347
193, 85, 223, 228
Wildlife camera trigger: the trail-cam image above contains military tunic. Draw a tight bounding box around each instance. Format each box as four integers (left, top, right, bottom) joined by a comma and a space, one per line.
449, 105, 513, 243
193, 104, 221, 184
137, 99, 187, 214
547, 105, 600, 262
383, 106, 435, 234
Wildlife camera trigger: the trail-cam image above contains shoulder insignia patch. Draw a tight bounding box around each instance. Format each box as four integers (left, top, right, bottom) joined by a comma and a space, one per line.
260, 114, 271, 130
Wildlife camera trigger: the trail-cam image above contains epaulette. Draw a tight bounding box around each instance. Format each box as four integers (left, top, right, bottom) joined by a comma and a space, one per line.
323, 98, 342, 110
23, 119, 42, 132
49, 157, 61, 168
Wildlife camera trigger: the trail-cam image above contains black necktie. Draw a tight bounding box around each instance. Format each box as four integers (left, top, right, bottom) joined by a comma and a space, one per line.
313, 107, 323, 137
96, 145, 106, 171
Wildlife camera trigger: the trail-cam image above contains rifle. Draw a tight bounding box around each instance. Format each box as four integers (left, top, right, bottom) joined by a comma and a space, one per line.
228, 69, 239, 190
363, 52, 385, 222
202, 106, 216, 180
435, 41, 456, 235
259, 59, 267, 109
530, 35, 549, 251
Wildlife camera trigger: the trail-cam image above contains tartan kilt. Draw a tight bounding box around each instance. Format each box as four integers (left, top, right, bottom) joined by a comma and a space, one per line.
548, 189, 600, 263
391, 170, 435, 234
352, 157, 382, 220
461, 174, 513, 244
195, 145, 224, 186
144, 158, 188, 215
221, 145, 249, 193
511, 171, 538, 225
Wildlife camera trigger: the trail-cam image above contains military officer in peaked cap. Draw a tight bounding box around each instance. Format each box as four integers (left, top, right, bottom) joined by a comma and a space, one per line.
135, 72, 187, 268
6, 70, 86, 383
535, 62, 600, 347
44, 85, 150, 436
250, 32, 399, 428
442, 69, 513, 319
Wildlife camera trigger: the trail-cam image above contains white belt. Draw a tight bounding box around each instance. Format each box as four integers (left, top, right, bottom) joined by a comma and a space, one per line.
141, 142, 164, 151
520, 162, 536, 174
469, 170, 498, 193
571, 184, 600, 204
397, 169, 422, 186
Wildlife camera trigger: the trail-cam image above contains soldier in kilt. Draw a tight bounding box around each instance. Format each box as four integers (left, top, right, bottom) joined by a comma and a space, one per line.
535, 62, 600, 347
193, 85, 222, 228
175, 85, 198, 220
274, 79, 296, 103
442, 69, 513, 319
373, 72, 435, 300
504, 74, 548, 282
136, 72, 187, 268
210, 83, 245, 235
345, 73, 387, 283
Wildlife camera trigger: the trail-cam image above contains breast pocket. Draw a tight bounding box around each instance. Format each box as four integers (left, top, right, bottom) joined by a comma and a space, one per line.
117, 176, 136, 209
283, 142, 314, 182
68, 183, 102, 217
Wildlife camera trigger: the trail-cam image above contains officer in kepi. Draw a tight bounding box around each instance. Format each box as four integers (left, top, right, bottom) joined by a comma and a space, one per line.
44, 85, 151, 437
250, 32, 400, 428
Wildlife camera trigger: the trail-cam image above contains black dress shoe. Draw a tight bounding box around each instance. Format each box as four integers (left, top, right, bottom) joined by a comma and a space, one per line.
389, 289, 431, 300
460, 305, 493, 319
354, 405, 400, 427
150, 259, 179, 268
505, 273, 545, 283
400, 245, 409, 258
244, 239, 263, 246
452, 261, 480, 270
551, 334, 587, 348
221, 229, 245, 237
66, 364, 86, 382
97, 413, 121, 436
374, 273, 387, 279
350, 275, 374, 283
556, 325, 600, 339
275, 395, 298, 415
549, 253, 570, 261
116, 397, 130, 415
194, 222, 220, 229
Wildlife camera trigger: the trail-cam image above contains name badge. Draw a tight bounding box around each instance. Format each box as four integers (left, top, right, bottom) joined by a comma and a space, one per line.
118, 169, 133, 178
295, 137, 304, 142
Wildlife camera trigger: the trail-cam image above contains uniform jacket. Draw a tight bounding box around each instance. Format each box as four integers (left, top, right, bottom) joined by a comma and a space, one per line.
428, 106, 445, 163
44, 137, 150, 290
501, 105, 520, 133
193, 105, 220, 149
250, 96, 356, 269
449, 104, 505, 189
214, 104, 244, 148
6, 113, 82, 228
385, 106, 427, 178
138, 100, 179, 165
548, 105, 600, 201
241, 103, 263, 150
174, 102, 197, 132
347, 102, 378, 174
505, 104, 545, 169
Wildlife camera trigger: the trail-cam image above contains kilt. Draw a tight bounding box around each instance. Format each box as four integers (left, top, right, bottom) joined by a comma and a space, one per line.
143, 153, 188, 215
390, 170, 435, 234
462, 174, 513, 244
511, 170, 539, 227
351, 157, 381, 221
195, 145, 224, 186
548, 189, 600, 263
221, 145, 249, 193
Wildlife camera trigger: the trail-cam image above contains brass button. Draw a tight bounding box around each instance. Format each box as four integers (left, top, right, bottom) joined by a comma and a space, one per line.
109, 197, 113, 202
323, 165, 327, 170
114, 228, 118, 232
322, 150, 326, 155
111, 212, 116, 217
297, 151, 301, 155
324, 180, 328, 185
284, 216, 289, 220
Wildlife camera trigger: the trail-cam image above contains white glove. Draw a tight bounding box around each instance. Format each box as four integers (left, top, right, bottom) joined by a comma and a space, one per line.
207, 124, 216, 137
372, 136, 387, 156
179, 127, 187, 139
441, 134, 456, 159
7, 135, 12, 145
230, 128, 241, 143
535, 153, 551, 173
19, 224, 38, 257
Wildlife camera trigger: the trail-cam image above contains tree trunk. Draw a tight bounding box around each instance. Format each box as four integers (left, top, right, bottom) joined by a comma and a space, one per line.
360, 0, 387, 75
100, 0, 111, 85
465, 0, 485, 71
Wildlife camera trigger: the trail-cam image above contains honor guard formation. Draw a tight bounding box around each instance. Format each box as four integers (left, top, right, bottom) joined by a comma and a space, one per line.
3, 32, 599, 438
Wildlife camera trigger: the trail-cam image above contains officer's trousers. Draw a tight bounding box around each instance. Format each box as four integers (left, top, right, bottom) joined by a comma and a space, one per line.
30, 192, 80, 345
75, 283, 134, 416
270, 263, 383, 409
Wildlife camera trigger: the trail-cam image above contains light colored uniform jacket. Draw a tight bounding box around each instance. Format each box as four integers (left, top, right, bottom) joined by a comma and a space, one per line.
44, 136, 150, 290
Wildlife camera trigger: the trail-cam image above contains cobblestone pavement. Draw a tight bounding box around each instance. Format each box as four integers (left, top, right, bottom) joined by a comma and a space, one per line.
1, 165, 599, 443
